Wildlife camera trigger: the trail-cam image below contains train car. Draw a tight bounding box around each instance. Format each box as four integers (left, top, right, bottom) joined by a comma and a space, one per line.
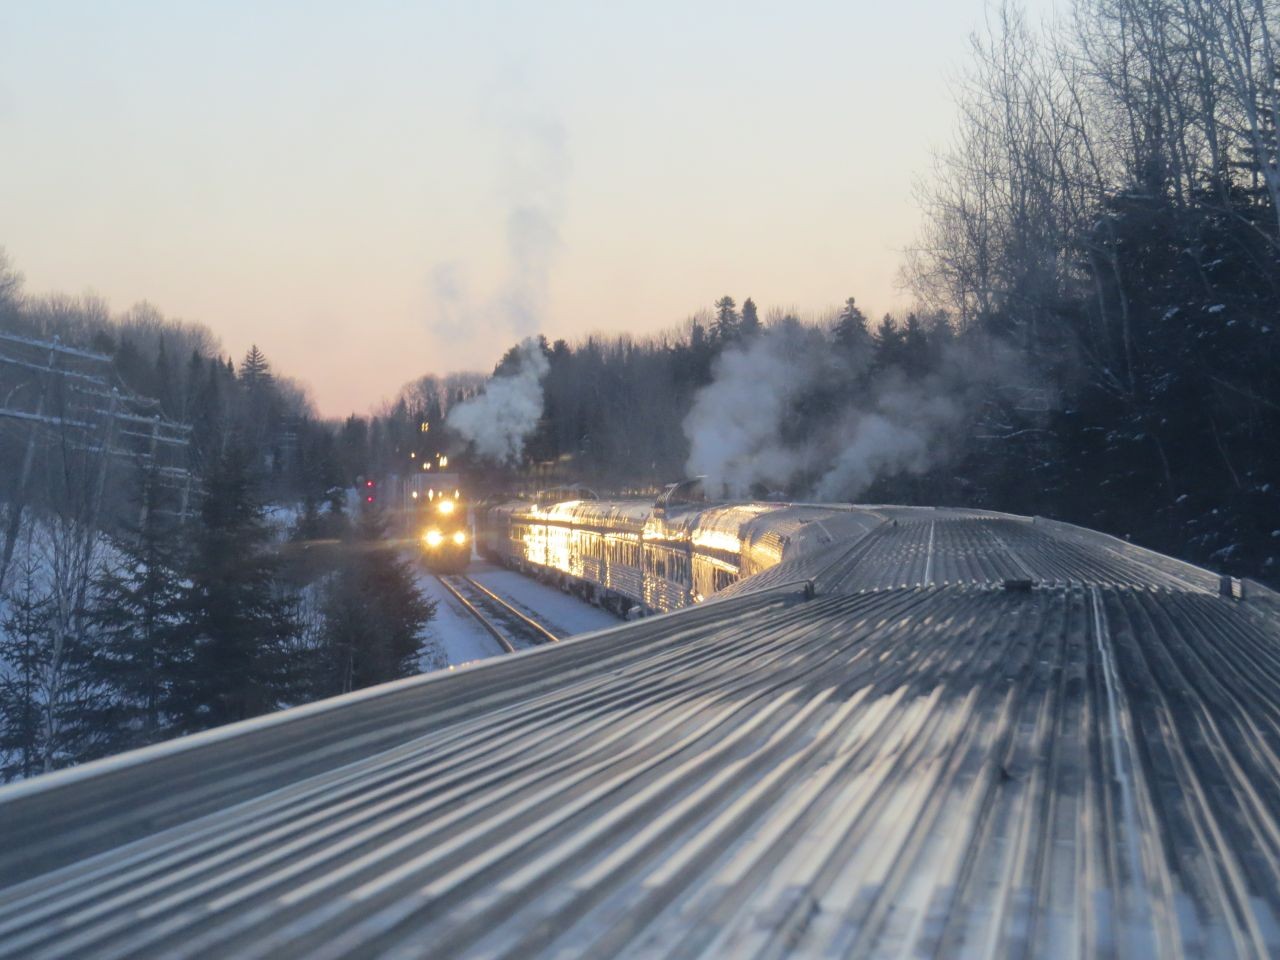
477, 483, 905, 614
477, 493, 653, 615
477, 485, 738, 614
416, 476, 471, 572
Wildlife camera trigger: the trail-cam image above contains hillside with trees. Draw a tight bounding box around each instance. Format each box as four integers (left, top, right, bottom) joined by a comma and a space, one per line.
0, 257, 438, 778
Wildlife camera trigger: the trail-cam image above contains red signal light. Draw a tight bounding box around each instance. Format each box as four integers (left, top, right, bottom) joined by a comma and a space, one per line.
366, 495, 374, 503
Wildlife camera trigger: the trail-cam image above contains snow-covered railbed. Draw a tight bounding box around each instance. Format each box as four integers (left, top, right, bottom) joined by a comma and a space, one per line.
465, 565, 619, 637
415, 559, 619, 670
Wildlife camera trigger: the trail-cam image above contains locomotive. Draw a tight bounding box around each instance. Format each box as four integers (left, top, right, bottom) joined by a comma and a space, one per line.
414, 473, 471, 572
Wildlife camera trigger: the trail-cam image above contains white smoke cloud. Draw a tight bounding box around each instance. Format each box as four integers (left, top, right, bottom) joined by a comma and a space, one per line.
430, 261, 471, 341
427, 80, 567, 463
498, 115, 568, 337
446, 338, 549, 462
811, 376, 965, 500
684, 323, 1026, 502
683, 321, 836, 494
428, 99, 569, 350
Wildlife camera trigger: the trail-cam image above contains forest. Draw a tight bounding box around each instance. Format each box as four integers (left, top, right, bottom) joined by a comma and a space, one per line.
1, 0, 1278, 777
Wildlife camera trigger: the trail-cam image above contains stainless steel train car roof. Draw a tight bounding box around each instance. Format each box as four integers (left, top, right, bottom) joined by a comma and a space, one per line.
2, 506, 1279, 958
502, 498, 655, 533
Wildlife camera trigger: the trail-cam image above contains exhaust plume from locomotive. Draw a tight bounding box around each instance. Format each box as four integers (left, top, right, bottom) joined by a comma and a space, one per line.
432, 91, 567, 463
446, 337, 549, 462
428, 86, 569, 360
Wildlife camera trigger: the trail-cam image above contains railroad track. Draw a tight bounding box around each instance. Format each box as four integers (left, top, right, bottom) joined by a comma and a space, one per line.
436, 574, 560, 652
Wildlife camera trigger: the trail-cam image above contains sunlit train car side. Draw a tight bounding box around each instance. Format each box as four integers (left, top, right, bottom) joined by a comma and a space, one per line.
734, 503, 886, 579
482, 498, 655, 616
476, 493, 766, 614
477, 486, 901, 615
678, 503, 776, 601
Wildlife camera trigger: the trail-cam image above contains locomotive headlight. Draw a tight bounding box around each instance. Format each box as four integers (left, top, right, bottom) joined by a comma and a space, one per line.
452, 530, 467, 545
424, 530, 444, 548
437, 499, 456, 515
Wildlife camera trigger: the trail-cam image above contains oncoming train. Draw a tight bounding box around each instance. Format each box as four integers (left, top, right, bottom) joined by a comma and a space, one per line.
413, 473, 471, 572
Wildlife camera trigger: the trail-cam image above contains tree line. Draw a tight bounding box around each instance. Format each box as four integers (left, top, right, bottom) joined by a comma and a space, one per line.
906, 0, 1280, 582
0, 267, 435, 780
489, 0, 1280, 583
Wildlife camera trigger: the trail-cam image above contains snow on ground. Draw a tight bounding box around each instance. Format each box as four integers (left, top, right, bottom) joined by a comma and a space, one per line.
467, 565, 620, 638
411, 557, 621, 672
263, 503, 301, 540
413, 568, 506, 671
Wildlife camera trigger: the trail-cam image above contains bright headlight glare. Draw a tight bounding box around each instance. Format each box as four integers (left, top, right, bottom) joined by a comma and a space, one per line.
452, 531, 467, 545
437, 499, 456, 515
424, 530, 443, 547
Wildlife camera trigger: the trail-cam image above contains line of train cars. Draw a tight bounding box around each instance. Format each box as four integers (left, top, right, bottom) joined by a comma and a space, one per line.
476, 479, 882, 615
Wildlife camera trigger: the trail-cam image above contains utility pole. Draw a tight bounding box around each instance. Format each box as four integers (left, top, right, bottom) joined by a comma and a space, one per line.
0, 340, 58, 591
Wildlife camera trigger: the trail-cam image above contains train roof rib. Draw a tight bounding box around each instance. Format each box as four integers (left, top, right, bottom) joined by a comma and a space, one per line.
2, 510, 1279, 957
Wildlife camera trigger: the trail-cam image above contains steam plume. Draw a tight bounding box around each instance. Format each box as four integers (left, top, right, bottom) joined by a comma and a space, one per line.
426, 86, 566, 451
428, 105, 569, 349
683, 321, 836, 493
446, 338, 549, 463
684, 322, 1026, 502
811, 372, 967, 500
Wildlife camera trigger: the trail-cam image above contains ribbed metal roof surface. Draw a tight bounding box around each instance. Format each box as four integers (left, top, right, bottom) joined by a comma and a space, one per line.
1, 511, 1279, 958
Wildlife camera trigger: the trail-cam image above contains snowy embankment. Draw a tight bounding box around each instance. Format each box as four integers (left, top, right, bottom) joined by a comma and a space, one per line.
412, 559, 619, 671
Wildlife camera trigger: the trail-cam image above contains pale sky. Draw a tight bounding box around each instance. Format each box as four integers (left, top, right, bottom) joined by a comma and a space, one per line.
0, 0, 1056, 417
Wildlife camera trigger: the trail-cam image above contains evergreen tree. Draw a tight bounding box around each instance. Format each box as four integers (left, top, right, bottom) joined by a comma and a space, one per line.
153, 338, 176, 417
873, 314, 906, 368
901, 313, 929, 375
833, 297, 870, 354
190, 358, 226, 470
237, 345, 284, 481
174, 440, 300, 731
239, 345, 272, 388
689, 317, 708, 352
85, 464, 187, 750
183, 349, 204, 421
712, 296, 740, 344
0, 552, 53, 781
294, 422, 343, 546
740, 298, 762, 337
315, 504, 434, 697
0, 543, 107, 775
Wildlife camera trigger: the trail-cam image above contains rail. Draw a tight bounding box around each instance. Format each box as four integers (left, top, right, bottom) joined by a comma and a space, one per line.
434, 576, 515, 653
436, 575, 561, 651
458, 575, 561, 644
